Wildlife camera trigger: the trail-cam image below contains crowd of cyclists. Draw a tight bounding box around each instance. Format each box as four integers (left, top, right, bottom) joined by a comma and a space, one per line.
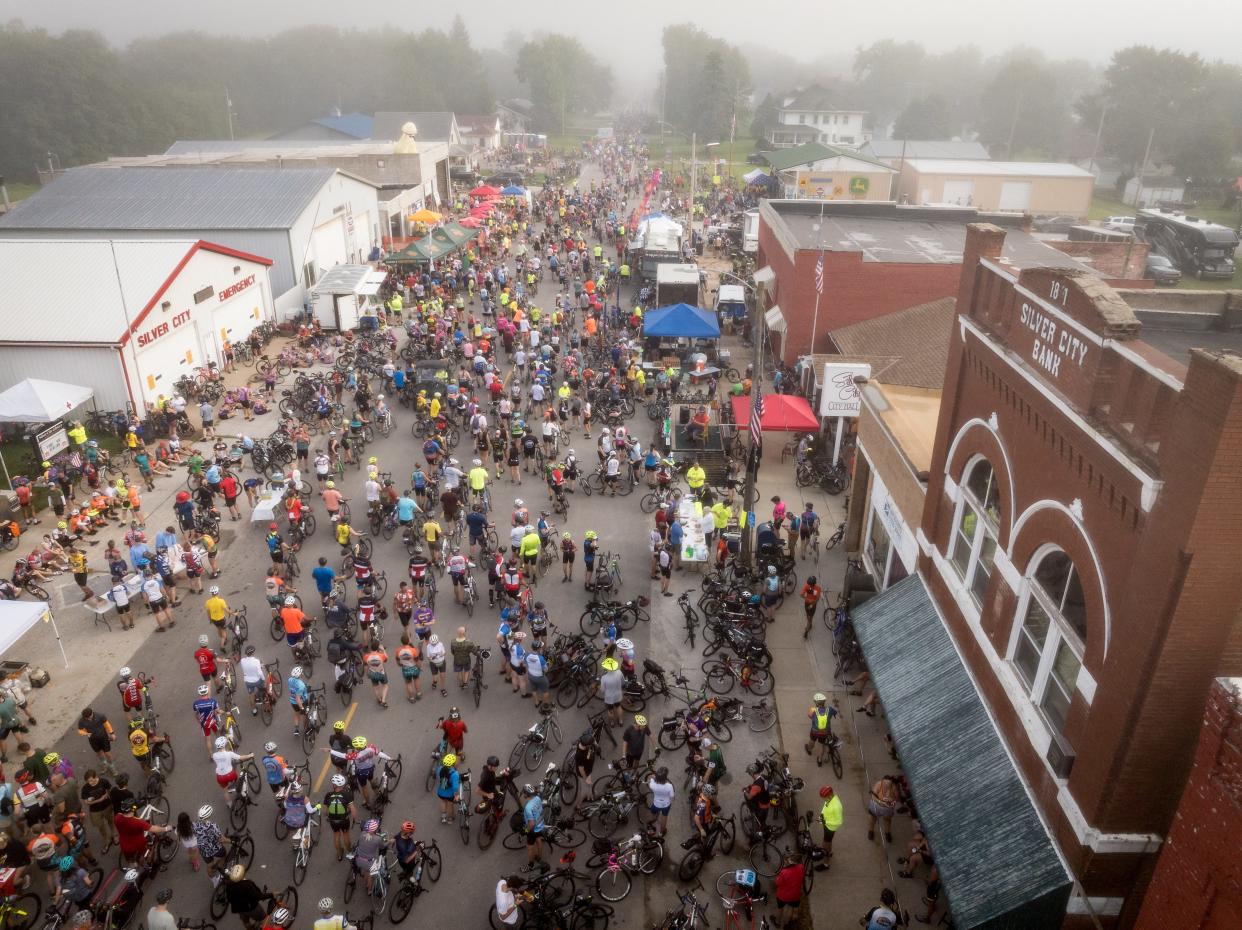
0, 136, 912, 930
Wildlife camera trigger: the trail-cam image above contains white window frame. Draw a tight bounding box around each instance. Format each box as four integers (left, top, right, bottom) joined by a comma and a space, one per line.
1007, 545, 1087, 740
862, 504, 895, 588
948, 456, 1001, 604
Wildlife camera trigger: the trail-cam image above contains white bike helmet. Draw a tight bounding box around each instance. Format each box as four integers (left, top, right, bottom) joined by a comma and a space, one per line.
197, 684, 211, 696
119, 667, 132, 679
291, 666, 304, 679
214, 737, 228, 750
198, 635, 209, 647
263, 741, 278, 754
284, 595, 297, 606
331, 774, 347, 788
319, 898, 335, 913
197, 804, 214, 820
209, 585, 220, 595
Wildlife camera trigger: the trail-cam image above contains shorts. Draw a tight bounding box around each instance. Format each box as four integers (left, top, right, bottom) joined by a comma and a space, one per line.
270, 551, 284, 564
453, 659, 470, 673
529, 675, 550, 695
286, 631, 304, 646
604, 700, 620, 710
148, 598, 166, 614
511, 664, 526, 677
186, 567, 202, 579
762, 593, 780, 607
429, 661, 446, 674
115, 603, 131, 615
330, 817, 351, 834
660, 565, 671, 578
200, 670, 215, 682
401, 666, 420, 681
415, 628, 431, 642
522, 553, 537, 567
224, 496, 238, 507
355, 768, 374, 786
88, 732, 111, 752
450, 573, 465, 587
650, 803, 670, 817
368, 672, 388, 685
74, 571, 89, 587
867, 798, 896, 819
526, 830, 543, 847
804, 601, 817, 617
216, 770, 238, 788
244, 679, 262, 695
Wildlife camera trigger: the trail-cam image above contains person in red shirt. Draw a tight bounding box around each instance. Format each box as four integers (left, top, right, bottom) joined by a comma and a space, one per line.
773, 854, 807, 928
437, 708, 468, 756
219, 473, 241, 521
113, 799, 173, 866
14, 482, 35, 526
194, 636, 219, 693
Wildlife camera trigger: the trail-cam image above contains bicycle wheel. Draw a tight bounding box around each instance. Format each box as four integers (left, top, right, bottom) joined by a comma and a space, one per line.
676, 848, 704, 882
293, 846, 309, 886
343, 868, 357, 904
229, 796, 250, 831
579, 610, 602, 637
388, 885, 415, 924
749, 840, 783, 877
594, 867, 632, 903
500, 830, 526, 851
146, 793, 171, 825
478, 814, 499, 850
637, 838, 664, 874
549, 825, 586, 849
459, 807, 471, 845
270, 616, 283, 641
704, 664, 734, 695
489, 905, 526, 930
210, 883, 228, 919
748, 703, 778, 732
524, 737, 545, 772
155, 741, 176, 774
275, 808, 289, 841
156, 831, 178, 865
587, 806, 622, 840
720, 819, 736, 854
708, 718, 733, 744
639, 492, 659, 514
260, 696, 274, 726
301, 724, 318, 756
830, 743, 844, 780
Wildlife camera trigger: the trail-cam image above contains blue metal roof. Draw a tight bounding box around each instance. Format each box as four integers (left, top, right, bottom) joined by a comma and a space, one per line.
851, 575, 1073, 929
312, 113, 374, 139
0, 166, 337, 231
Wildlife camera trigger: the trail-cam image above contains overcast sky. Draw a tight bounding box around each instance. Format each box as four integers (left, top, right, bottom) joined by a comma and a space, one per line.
3, 0, 1239, 67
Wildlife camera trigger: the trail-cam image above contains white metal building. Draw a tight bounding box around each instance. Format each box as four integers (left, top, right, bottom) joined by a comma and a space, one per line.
0, 165, 379, 317
0, 239, 275, 413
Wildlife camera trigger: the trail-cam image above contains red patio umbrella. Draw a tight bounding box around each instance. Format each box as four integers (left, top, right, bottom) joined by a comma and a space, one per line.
459, 216, 482, 228
470, 185, 501, 197
729, 394, 820, 432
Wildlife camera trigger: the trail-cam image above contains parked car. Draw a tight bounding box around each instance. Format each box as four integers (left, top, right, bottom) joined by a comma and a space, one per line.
746, 153, 766, 165
1145, 253, 1182, 286
1101, 215, 1136, 232
483, 171, 524, 188
1033, 214, 1080, 234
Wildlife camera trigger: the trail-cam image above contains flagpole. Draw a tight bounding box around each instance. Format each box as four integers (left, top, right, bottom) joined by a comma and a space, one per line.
807, 198, 827, 359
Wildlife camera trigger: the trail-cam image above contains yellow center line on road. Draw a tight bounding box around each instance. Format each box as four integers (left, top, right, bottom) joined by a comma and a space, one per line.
313, 699, 357, 792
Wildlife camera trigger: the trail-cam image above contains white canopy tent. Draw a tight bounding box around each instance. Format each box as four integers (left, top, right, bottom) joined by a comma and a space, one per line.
0, 379, 94, 423
0, 599, 68, 668
0, 378, 94, 489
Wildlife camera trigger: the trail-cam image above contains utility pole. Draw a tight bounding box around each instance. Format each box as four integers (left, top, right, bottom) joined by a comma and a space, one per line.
1087, 103, 1108, 178
226, 88, 235, 141
1005, 90, 1024, 159
690, 132, 697, 240
739, 279, 768, 567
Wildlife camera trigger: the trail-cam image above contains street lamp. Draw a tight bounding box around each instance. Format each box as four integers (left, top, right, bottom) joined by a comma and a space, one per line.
690, 135, 720, 242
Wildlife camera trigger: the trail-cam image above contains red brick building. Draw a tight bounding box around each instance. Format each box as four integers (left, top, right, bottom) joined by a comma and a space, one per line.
754, 200, 1098, 366
1134, 678, 1242, 930
850, 223, 1242, 927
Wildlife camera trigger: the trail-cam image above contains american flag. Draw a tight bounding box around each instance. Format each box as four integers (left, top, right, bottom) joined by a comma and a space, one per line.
814, 253, 824, 295
750, 386, 765, 450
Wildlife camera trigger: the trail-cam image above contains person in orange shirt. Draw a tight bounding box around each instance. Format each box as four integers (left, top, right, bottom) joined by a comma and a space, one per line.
127, 485, 145, 525
395, 635, 421, 702
800, 575, 823, 640
279, 598, 306, 653
584, 316, 598, 338
362, 637, 389, 708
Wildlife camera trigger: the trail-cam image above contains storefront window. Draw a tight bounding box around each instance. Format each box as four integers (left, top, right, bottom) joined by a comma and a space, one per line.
1011, 549, 1088, 745
950, 459, 1002, 605
866, 514, 891, 579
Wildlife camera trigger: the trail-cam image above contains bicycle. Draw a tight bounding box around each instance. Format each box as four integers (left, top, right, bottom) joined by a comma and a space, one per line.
344, 843, 396, 916
227, 755, 262, 830
715, 868, 769, 930
509, 707, 563, 772
455, 770, 473, 845
257, 660, 283, 726
370, 754, 404, 820
289, 806, 322, 886
654, 886, 711, 930
746, 700, 778, 733
387, 839, 441, 924
224, 606, 250, 660
587, 830, 664, 902
0, 889, 41, 930
207, 831, 258, 918
676, 814, 737, 881
748, 812, 821, 895
470, 647, 491, 708
700, 654, 774, 696
300, 685, 327, 755
214, 704, 246, 750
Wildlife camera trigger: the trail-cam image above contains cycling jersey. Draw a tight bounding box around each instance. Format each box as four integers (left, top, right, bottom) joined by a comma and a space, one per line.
447, 554, 467, 575
408, 558, 428, 581
192, 697, 218, 730
352, 558, 372, 582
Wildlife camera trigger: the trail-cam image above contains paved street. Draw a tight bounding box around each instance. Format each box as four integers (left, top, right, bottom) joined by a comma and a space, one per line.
4, 158, 920, 930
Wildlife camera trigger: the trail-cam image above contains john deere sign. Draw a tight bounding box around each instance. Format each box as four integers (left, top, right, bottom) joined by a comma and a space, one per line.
849, 176, 870, 196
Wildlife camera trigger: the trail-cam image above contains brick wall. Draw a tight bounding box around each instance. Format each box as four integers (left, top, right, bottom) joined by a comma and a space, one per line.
1134, 679, 1242, 930
1044, 239, 1150, 282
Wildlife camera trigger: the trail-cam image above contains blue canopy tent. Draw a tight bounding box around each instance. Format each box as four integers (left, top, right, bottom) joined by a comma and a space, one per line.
642, 303, 721, 339
500, 185, 527, 196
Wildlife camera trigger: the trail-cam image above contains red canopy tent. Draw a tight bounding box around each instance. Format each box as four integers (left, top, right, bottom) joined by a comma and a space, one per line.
730, 394, 819, 432
459, 216, 483, 228
470, 185, 501, 197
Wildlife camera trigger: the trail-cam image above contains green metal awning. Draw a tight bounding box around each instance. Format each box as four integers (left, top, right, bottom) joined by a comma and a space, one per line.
851, 575, 1072, 929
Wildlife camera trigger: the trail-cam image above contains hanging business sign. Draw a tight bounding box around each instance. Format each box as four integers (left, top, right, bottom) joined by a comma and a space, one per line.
36, 423, 69, 460
819, 362, 871, 417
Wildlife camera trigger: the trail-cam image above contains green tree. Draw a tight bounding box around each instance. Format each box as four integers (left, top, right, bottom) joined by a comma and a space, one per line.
514, 35, 613, 134
892, 94, 954, 140
661, 24, 751, 135
976, 58, 1067, 157
693, 51, 733, 139
852, 40, 927, 129
749, 92, 778, 145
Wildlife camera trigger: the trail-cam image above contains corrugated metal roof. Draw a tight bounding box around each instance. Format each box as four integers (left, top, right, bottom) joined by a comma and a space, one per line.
903, 159, 1093, 178
312, 113, 374, 139
165, 139, 392, 156
372, 112, 456, 143
852, 575, 1072, 929
0, 239, 199, 343
0, 166, 337, 230
864, 140, 991, 161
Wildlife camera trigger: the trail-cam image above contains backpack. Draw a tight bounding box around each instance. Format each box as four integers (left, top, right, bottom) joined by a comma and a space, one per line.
325, 792, 348, 818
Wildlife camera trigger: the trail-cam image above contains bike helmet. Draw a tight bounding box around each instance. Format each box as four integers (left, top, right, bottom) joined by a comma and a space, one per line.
486, 755, 500, 767
333, 720, 347, 731
819, 785, 834, 799
368, 457, 378, 465
807, 576, 817, 586
562, 531, 571, 539
400, 821, 415, 833
442, 753, 458, 766
245, 645, 256, 656
351, 736, 368, 749
767, 565, 777, 575
331, 773, 347, 788
472, 458, 482, 466
176, 491, 191, 503
601, 658, 619, 672
58, 855, 75, 873
326, 480, 335, 489
584, 530, 597, 540
449, 707, 460, 720
264, 741, 278, 753
412, 545, 424, 556
215, 736, 229, 750
521, 783, 536, 796
228, 864, 246, 882
363, 819, 380, 834
746, 763, 762, 777
284, 595, 297, 606
269, 522, 279, 531
514, 498, 524, 507
198, 634, 210, 647
57, 521, 68, 530
615, 638, 632, 651
197, 684, 211, 696
568, 449, 576, 457
602, 427, 610, 435
197, 804, 214, 820
813, 693, 827, 704
633, 714, 647, 727
429, 634, 439, 645
291, 666, 304, 679
319, 898, 335, 914
209, 585, 220, 596
156, 889, 174, 904
30, 836, 56, 857
270, 908, 291, 926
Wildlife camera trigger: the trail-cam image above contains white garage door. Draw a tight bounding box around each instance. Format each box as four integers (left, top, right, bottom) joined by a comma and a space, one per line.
998, 181, 1032, 211
136, 325, 201, 407
942, 179, 975, 206
311, 219, 349, 275
212, 292, 263, 359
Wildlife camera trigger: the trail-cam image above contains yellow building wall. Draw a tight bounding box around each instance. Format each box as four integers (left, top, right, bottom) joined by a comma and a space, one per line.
897, 170, 1093, 216
794, 168, 892, 201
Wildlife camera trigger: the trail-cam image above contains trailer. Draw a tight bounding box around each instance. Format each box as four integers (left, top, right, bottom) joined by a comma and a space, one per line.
656, 263, 701, 307
632, 215, 685, 281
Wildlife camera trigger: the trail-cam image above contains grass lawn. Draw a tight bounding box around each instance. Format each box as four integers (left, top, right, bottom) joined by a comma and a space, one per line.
0, 432, 128, 510
3, 181, 39, 203
1090, 192, 1242, 228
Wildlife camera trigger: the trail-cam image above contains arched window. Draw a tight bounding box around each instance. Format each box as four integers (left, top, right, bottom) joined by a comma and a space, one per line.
1012, 549, 1087, 738
950, 458, 1002, 604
